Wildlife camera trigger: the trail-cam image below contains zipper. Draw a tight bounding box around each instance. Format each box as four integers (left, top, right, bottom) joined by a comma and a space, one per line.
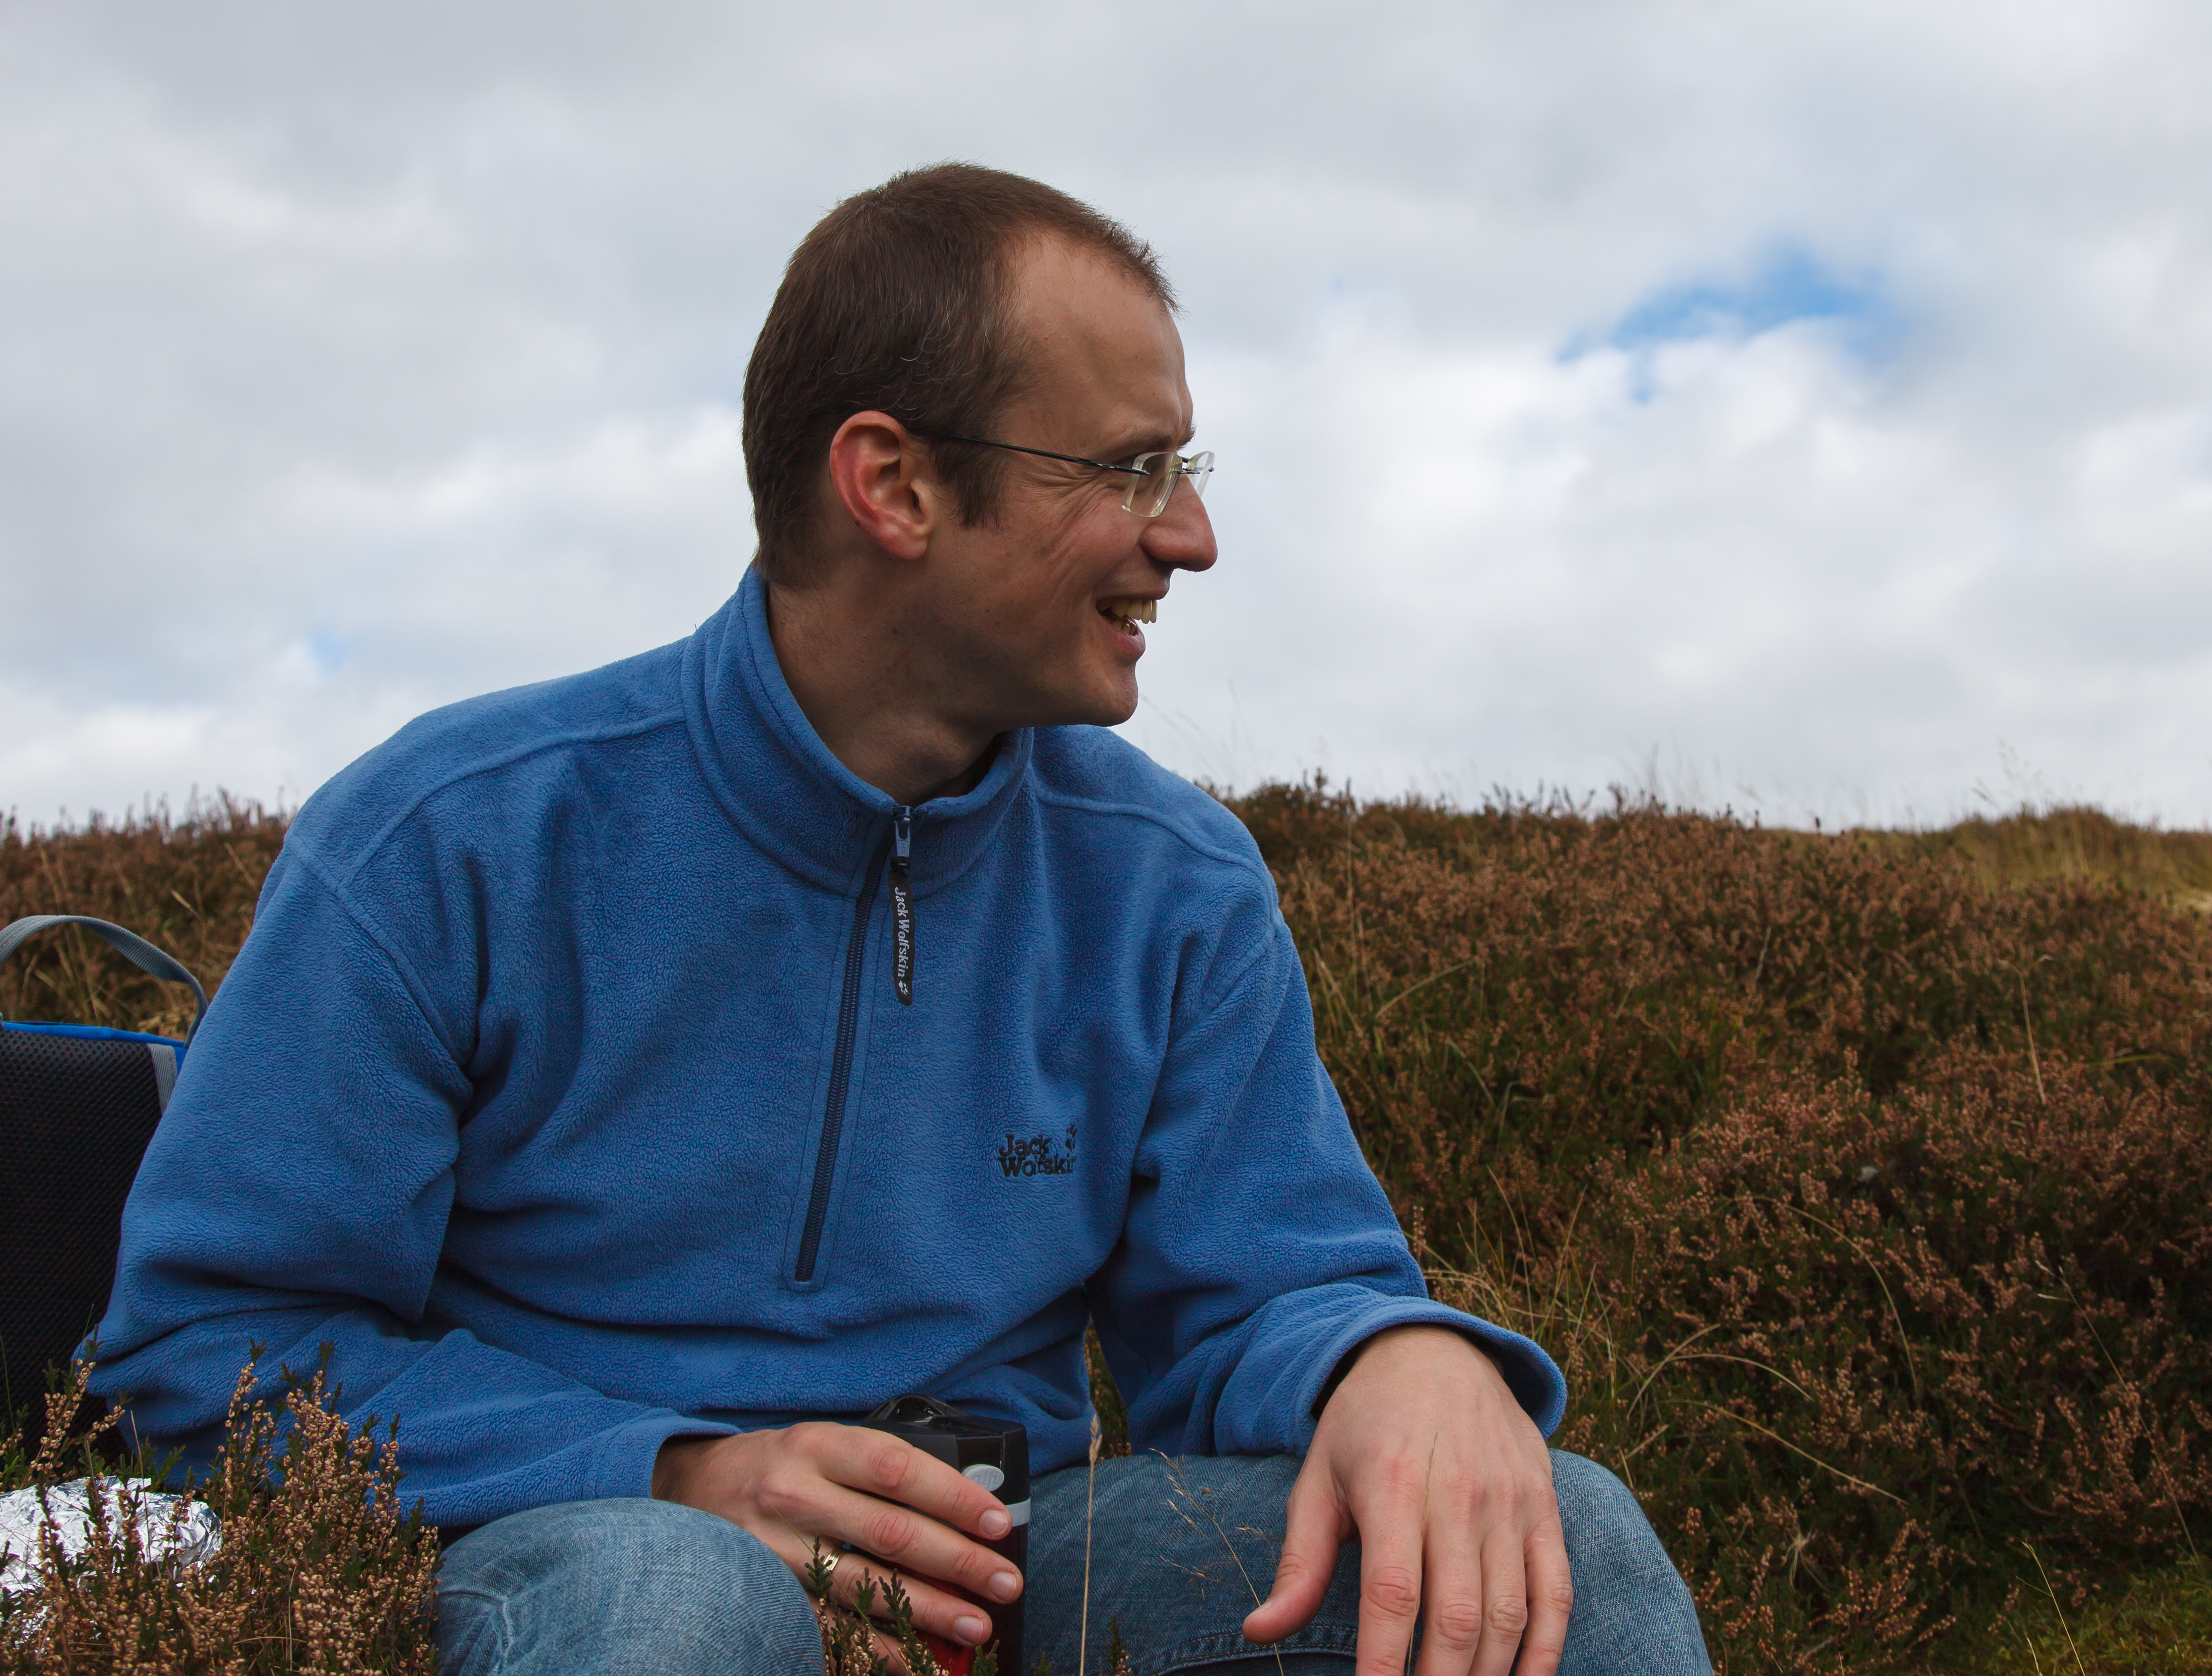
792, 827, 892, 1284
889, 806, 915, 1007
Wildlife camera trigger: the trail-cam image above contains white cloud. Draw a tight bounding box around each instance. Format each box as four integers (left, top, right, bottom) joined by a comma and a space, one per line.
4, 0, 2211, 828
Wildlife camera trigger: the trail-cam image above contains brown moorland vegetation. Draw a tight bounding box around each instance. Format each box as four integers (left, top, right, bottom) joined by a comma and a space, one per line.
0, 796, 287, 1043
5, 790, 2211, 1673
1, 1358, 440, 1672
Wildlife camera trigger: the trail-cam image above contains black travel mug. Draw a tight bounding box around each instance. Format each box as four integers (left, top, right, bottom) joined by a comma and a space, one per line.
858, 1392, 1029, 1676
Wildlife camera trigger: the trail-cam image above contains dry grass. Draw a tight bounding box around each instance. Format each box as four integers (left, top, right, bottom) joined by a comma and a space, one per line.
1862, 805, 2212, 916
1950, 1553, 2212, 1674
1, 798, 287, 1039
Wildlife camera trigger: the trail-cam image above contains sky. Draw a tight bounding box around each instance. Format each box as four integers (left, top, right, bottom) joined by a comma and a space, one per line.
3, 1, 2209, 830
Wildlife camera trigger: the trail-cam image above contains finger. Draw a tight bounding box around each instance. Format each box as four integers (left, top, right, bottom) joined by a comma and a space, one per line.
1512, 1519, 1574, 1676
1244, 1460, 1351, 1644
816, 1569, 997, 1676
761, 1424, 1020, 1641
1349, 1481, 1427, 1676
1410, 1511, 1487, 1676
801, 1541, 1000, 1652
803, 1422, 1015, 1543
1466, 1528, 1530, 1676
804, 1478, 1021, 1609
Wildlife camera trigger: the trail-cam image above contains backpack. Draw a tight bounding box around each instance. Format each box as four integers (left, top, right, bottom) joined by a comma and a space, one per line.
0, 916, 206, 1428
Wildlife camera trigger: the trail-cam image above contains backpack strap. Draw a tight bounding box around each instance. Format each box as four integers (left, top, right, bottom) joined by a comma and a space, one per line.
0, 916, 209, 1043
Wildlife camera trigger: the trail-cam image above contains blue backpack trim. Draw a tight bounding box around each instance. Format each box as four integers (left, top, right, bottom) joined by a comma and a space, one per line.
2, 1020, 191, 1063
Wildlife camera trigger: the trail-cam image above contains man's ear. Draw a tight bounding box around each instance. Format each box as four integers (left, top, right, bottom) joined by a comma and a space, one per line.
826, 411, 937, 562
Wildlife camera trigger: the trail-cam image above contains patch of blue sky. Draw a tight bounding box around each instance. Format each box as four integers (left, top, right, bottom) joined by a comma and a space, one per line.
1569, 242, 1901, 370
304, 630, 348, 677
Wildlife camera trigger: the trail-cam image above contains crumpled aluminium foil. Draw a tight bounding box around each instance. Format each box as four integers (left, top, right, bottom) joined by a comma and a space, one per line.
0, 1478, 222, 1597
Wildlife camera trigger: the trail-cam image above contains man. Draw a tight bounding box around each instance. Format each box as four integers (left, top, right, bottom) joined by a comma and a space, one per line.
92, 165, 1710, 1675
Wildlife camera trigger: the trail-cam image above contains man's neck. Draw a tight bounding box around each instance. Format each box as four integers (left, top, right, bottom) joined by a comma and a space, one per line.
763, 573, 999, 808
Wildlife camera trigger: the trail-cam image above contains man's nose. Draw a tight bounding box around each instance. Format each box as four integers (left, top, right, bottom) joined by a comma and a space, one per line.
1140, 480, 1218, 572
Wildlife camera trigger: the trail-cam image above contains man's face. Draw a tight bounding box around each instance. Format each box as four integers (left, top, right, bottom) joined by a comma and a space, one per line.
916, 236, 1217, 734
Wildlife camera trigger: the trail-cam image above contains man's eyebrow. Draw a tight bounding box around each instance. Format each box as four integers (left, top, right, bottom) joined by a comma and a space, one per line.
1102, 422, 1198, 457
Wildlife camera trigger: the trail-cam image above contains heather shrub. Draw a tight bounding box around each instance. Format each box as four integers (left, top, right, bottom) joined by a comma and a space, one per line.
1552, 1068, 2212, 1665
1249, 784, 2209, 1251
1237, 783, 2212, 1669
0, 1356, 440, 1673
10, 787, 2212, 1670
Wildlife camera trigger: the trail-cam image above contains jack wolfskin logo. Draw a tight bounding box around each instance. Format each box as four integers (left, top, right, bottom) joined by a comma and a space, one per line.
998, 1125, 1077, 1179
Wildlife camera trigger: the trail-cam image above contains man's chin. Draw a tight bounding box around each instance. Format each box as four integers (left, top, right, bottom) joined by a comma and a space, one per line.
1093, 686, 1139, 728
1080, 677, 1140, 730
1014, 677, 1139, 733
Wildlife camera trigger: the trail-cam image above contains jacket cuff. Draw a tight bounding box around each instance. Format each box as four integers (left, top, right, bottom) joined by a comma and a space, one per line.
588, 1412, 740, 1501
1299, 1302, 1569, 1441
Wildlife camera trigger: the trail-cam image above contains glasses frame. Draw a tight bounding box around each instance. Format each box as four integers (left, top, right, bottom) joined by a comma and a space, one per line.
914, 432, 1211, 518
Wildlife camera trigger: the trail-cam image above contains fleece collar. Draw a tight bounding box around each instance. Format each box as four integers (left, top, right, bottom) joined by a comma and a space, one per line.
680, 566, 1034, 898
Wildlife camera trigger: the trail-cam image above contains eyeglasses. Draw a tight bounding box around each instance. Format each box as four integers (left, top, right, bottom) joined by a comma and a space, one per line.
916, 433, 1214, 518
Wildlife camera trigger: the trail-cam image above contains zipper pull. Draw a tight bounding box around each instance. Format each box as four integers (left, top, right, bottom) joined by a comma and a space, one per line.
889, 808, 915, 1005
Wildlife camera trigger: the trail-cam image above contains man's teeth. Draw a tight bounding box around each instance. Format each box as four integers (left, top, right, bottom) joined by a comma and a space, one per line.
1097, 597, 1158, 633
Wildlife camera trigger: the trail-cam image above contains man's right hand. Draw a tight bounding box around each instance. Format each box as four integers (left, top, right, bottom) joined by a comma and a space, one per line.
652, 1423, 1022, 1650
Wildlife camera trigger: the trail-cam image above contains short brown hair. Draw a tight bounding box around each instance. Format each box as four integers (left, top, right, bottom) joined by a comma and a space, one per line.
742, 163, 1174, 584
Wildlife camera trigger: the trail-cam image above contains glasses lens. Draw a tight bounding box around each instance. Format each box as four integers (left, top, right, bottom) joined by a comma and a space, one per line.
1121, 452, 1211, 516
1121, 453, 1171, 517
1183, 451, 1214, 502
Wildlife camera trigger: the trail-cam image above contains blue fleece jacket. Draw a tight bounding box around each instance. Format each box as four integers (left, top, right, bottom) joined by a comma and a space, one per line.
90, 570, 1566, 1529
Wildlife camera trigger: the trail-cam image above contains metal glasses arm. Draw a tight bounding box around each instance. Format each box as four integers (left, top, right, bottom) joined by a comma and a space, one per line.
912, 433, 1147, 477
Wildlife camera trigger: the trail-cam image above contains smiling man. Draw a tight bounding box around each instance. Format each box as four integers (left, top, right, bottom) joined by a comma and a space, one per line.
91, 166, 1710, 1676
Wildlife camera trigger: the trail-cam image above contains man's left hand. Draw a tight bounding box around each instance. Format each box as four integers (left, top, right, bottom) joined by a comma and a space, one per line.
1241, 1325, 1572, 1676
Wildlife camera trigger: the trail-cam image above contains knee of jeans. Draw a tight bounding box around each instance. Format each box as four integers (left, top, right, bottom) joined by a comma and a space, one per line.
437, 1498, 819, 1673
1548, 1451, 1675, 1587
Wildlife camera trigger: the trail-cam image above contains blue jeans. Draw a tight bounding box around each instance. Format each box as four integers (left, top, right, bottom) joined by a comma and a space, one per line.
435, 1451, 1711, 1675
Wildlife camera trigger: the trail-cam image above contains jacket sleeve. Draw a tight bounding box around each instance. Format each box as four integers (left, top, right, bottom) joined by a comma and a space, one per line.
87, 843, 731, 1529
1087, 896, 1568, 1460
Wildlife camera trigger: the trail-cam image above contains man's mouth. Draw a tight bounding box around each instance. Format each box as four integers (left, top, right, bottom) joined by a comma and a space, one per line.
1097, 596, 1158, 638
